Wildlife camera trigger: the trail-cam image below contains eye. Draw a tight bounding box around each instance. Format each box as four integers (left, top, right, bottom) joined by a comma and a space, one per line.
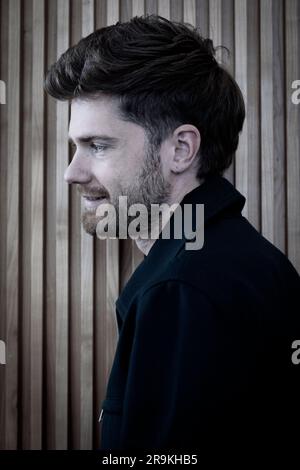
90, 143, 108, 153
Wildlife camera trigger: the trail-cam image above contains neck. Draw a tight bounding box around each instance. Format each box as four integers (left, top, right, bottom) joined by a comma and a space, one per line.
135, 177, 203, 256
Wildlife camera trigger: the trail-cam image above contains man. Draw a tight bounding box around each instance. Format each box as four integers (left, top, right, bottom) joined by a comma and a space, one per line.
45, 15, 300, 457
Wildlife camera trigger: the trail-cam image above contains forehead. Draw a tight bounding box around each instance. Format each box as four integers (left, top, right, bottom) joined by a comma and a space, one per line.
69, 96, 144, 139
69, 95, 122, 136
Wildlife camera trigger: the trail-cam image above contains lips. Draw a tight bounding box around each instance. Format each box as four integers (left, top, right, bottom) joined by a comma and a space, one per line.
84, 196, 104, 201
82, 194, 108, 209
83, 193, 107, 199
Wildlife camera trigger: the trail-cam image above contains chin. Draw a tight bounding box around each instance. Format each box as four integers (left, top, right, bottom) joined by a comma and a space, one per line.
81, 211, 98, 236
83, 224, 97, 236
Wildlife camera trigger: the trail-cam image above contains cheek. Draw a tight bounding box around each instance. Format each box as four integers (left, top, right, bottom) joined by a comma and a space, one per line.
91, 159, 113, 182
91, 146, 144, 189
91, 160, 123, 192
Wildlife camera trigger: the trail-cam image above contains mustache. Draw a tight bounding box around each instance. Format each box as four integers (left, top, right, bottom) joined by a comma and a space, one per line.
77, 185, 109, 198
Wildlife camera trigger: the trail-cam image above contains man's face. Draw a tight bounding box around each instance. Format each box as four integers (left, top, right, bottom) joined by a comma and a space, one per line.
67, 95, 171, 236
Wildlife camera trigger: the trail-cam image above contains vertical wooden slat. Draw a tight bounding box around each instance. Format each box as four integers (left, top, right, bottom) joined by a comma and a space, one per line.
105, 236, 119, 375
286, 0, 300, 272
82, 0, 94, 33
4, 0, 21, 450
261, 0, 275, 244
95, 0, 106, 29
146, 0, 157, 15
245, 0, 260, 230
133, 0, 145, 17
55, 0, 70, 450
69, 0, 82, 450
209, 0, 222, 62
171, 0, 183, 21
0, 0, 8, 449
79, 233, 94, 450
183, 0, 196, 25
107, 0, 119, 23
0, 0, 9, 451
158, 0, 170, 18
221, 0, 235, 185
21, 0, 33, 450
45, 0, 57, 450
30, 0, 45, 449
196, 0, 209, 37
120, 0, 131, 20
94, 237, 106, 449
79, 0, 95, 450
272, 0, 285, 252
234, 0, 248, 215
260, 0, 286, 251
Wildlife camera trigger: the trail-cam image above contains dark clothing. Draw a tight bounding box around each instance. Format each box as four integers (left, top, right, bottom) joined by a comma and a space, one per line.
100, 175, 300, 457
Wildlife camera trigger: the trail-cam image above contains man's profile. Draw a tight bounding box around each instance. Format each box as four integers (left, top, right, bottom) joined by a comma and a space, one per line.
44, 15, 300, 456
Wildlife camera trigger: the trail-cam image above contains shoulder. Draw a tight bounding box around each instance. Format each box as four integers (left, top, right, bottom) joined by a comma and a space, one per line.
135, 279, 218, 328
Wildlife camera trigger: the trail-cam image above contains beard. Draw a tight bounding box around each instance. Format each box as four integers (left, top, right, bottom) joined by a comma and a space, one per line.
80, 143, 171, 238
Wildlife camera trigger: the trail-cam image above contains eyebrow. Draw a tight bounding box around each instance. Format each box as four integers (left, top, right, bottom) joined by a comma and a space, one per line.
68, 134, 119, 145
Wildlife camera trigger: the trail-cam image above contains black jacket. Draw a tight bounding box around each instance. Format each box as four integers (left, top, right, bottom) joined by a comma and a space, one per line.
100, 175, 300, 457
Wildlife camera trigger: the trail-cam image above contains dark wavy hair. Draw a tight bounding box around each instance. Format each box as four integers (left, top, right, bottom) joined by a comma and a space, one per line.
44, 14, 245, 178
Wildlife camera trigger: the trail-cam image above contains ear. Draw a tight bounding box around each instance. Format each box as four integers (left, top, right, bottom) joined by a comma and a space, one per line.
170, 124, 201, 174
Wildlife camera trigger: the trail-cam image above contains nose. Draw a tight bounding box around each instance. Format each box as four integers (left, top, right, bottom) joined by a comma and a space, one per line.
64, 153, 92, 184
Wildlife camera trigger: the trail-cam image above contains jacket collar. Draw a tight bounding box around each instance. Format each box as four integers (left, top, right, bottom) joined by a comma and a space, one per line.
180, 173, 245, 223
146, 173, 246, 258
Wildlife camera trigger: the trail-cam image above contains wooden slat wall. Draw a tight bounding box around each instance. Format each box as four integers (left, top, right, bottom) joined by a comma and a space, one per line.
2, 0, 21, 451
286, 0, 300, 276
0, 0, 299, 450
55, 0, 69, 450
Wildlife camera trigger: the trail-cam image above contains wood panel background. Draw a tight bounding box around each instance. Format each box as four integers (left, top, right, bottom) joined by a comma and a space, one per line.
0, 0, 299, 450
